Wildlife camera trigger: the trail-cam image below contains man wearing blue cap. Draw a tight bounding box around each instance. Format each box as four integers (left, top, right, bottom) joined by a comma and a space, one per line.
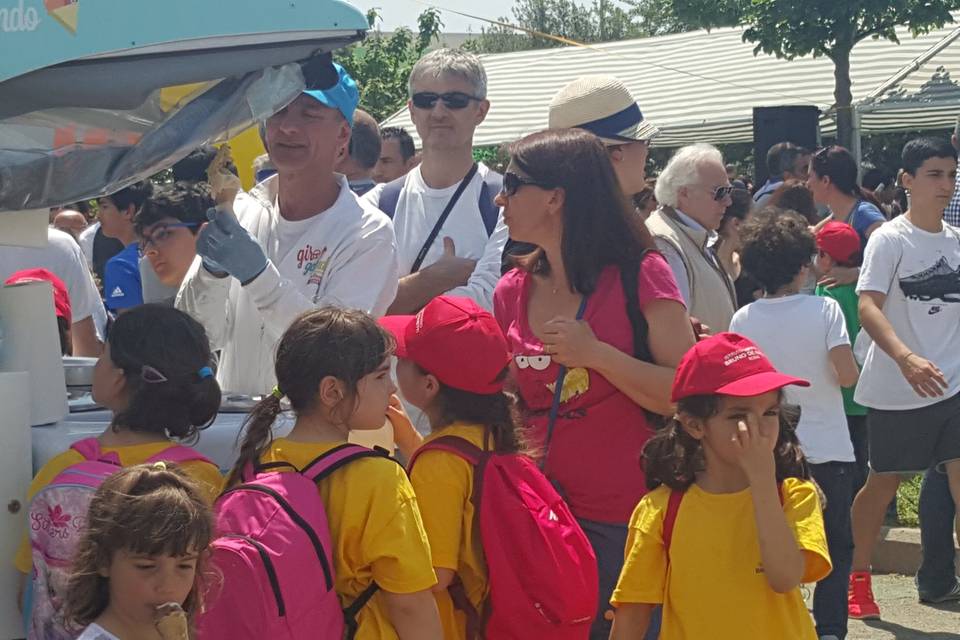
176, 63, 400, 394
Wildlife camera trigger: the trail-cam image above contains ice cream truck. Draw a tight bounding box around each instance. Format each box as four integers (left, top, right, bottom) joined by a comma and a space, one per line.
0, 2, 369, 636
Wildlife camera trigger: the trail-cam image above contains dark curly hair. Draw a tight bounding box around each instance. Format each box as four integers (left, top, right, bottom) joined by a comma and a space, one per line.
768, 180, 818, 225
135, 181, 215, 236
739, 209, 815, 295
642, 392, 810, 491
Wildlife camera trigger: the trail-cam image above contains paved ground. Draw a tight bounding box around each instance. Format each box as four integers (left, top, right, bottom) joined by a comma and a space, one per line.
838, 574, 960, 639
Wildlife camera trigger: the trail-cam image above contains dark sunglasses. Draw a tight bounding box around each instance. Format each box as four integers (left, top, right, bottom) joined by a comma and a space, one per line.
712, 185, 734, 201
411, 91, 482, 110
139, 222, 200, 251
501, 171, 554, 196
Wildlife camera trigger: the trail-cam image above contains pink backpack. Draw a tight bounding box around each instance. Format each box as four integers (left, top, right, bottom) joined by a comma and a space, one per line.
196, 444, 392, 640
27, 438, 211, 640
408, 436, 598, 640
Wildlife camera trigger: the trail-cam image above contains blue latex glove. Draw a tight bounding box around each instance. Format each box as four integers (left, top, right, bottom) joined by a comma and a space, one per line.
196, 207, 268, 285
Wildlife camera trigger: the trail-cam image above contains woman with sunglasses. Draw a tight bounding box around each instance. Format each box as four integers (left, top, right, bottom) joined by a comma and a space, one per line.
135, 182, 214, 299
647, 143, 739, 333
492, 128, 696, 640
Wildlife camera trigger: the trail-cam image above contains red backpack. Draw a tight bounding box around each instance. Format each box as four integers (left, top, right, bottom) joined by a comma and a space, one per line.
408, 436, 597, 640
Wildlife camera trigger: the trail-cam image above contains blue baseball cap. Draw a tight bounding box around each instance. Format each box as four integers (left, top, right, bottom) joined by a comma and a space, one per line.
303, 63, 359, 125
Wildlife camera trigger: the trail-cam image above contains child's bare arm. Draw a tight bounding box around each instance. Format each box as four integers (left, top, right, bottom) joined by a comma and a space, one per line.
381, 589, 444, 640
609, 603, 654, 639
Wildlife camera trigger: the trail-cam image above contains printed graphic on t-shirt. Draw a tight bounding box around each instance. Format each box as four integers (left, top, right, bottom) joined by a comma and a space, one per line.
515, 353, 590, 404
899, 256, 960, 303
296, 244, 329, 302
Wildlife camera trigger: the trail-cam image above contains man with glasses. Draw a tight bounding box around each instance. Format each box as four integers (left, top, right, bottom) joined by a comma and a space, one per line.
648, 143, 738, 332
176, 63, 399, 394
754, 142, 812, 206
135, 181, 214, 304
365, 48, 507, 313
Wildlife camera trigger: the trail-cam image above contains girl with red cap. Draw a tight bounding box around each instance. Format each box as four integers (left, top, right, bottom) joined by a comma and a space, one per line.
609, 332, 831, 640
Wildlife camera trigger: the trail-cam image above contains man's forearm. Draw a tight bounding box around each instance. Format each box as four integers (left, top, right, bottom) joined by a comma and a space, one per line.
860, 293, 911, 362
387, 270, 451, 315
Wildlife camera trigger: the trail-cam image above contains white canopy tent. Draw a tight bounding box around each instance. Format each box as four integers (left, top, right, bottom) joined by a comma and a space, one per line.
383, 17, 960, 148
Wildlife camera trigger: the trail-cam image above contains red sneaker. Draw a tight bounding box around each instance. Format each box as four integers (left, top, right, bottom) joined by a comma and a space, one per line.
848, 571, 881, 619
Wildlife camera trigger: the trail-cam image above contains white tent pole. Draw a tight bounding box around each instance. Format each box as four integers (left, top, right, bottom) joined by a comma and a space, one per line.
861, 24, 960, 106
852, 107, 863, 177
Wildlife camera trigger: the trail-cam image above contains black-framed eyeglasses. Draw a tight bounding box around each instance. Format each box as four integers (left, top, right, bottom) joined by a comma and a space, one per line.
411, 91, 482, 110
711, 185, 734, 201
139, 222, 200, 251
501, 171, 554, 196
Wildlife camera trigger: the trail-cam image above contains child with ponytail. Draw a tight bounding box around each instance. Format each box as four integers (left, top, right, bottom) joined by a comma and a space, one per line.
609, 333, 832, 640
221, 307, 442, 640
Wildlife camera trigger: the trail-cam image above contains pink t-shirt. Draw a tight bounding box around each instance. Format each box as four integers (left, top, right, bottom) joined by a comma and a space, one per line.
493, 253, 684, 524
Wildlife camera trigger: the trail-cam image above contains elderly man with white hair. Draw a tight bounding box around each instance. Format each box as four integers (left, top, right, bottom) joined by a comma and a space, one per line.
647, 143, 738, 332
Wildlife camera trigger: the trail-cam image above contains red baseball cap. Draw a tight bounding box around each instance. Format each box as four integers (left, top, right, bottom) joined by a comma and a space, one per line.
671, 332, 809, 402
816, 221, 860, 266
5, 268, 72, 326
379, 296, 511, 394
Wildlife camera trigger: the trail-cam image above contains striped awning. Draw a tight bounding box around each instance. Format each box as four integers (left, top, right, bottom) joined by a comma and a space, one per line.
383, 16, 960, 147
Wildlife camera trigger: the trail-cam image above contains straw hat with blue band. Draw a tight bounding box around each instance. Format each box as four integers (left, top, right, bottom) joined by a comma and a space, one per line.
302, 62, 360, 125
548, 75, 660, 145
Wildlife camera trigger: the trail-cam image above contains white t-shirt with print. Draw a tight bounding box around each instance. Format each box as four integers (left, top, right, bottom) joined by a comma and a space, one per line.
855, 215, 960, 410
364, 162, 508, 311
176, 175, 399, 395
730, 295, 855, 464
76, 623, 121, 640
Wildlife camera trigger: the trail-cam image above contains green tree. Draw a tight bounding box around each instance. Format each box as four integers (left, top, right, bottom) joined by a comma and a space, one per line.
669, 0, 960, 148
465, 0, 686, 54
336, 9, 443, 121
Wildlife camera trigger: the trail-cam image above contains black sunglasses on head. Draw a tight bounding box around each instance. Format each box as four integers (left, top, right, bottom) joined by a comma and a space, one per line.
501, 171, 554, 196
411, 91, 482, 110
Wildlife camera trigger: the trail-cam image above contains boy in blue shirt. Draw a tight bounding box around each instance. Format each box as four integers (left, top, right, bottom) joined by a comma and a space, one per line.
98, 181, 152, 313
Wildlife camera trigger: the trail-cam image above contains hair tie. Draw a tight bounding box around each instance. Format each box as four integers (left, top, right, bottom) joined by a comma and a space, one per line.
152, 461, 167, 471
271, 386, 283, 400
140, 365, 169, 384
197, 366, 213, 380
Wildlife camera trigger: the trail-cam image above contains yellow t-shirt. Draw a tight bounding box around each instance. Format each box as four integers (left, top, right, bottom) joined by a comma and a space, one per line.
261, 438, 437, 640
611, 478, 831, 640
14, 441, 223, 573
409, 423, 490, 640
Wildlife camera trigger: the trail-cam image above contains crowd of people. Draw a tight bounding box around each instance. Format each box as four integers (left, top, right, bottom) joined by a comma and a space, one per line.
6, 45, 960, 640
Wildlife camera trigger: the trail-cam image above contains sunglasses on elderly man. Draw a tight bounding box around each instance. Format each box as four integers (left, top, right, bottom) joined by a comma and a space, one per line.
711, 185, 734, 201
411, 91, 483, 110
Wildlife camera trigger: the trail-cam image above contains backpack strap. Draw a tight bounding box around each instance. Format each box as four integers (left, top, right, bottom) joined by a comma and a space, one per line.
661, 489, 684, 554
343, 582, 381, 640
70, 438, 120, 465
662, 483, 786, 554
478, 170, 503, 237
300, 443, 398, 484
619, 250, 654, 363
377, 176, 406, 219
145, 444, 214, 467
381, 169, 502, 238
406, 435, 486, 472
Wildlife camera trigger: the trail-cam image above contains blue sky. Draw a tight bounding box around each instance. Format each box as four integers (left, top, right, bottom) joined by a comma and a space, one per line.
351, 1, 551, 32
